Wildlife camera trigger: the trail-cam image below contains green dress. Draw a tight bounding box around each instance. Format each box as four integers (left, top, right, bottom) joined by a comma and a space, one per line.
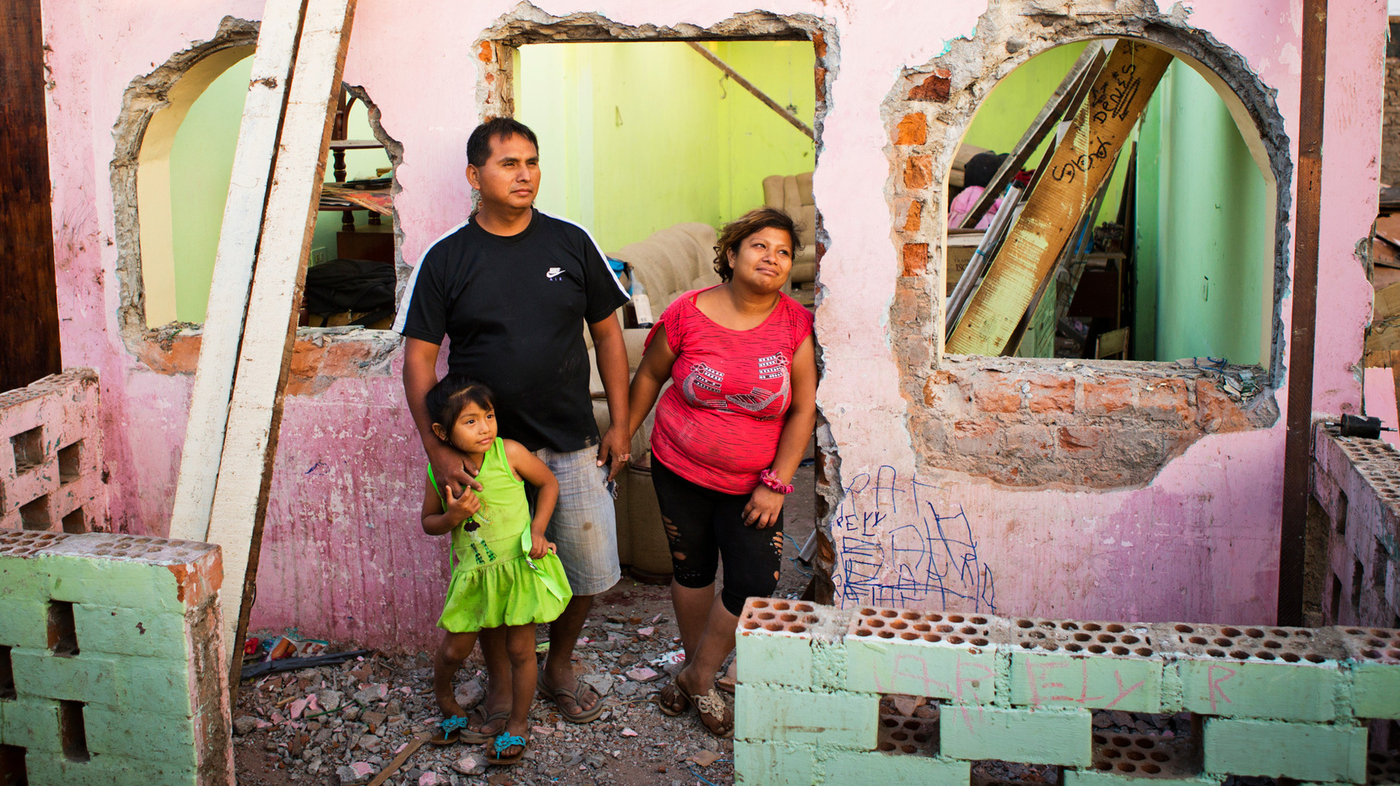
431, 437, 572, 632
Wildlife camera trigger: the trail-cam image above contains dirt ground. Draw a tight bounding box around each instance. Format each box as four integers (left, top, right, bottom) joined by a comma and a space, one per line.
232, 464, 818, 786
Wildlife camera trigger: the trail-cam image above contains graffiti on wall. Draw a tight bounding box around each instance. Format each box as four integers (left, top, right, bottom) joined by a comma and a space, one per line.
831, 465, 996, 612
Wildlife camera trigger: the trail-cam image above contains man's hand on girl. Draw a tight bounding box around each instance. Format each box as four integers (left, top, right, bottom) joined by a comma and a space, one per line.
743, 486, 785, 528
444, 484, 482, 527
529, 533, 556, 559
429, 441, 484, 494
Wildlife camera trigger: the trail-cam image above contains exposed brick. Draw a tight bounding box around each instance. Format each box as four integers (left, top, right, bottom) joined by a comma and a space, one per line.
903, 199, 923, 233
1057, 426, 1104, 454
1195, 379, 1250, 433
952, 420, 1000, 456
904, 155, 933, 190
814, 66, 828, 103
1082, 379, 1135, 416
973, 378, 1022, 413
903, 243, 930, 276
477, 41, 493, 62
1002, 426, 1055, 461
908, 68, 952, 102
1138, 378, 1192, 425
895, 112, 927, 145
1108, 430, 1167, 474
1028, 378, 1075, 414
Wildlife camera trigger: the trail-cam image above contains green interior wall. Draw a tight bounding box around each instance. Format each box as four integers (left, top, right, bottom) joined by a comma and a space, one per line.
1132, 60, 1268, 364
517, 41, 815, 253
168, 56, 251, 323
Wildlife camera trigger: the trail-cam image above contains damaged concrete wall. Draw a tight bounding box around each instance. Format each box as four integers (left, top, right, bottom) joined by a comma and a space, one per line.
37, 0, 1384, 649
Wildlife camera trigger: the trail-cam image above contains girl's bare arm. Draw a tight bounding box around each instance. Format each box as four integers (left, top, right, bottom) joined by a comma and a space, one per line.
421, 474, 478, 536
504, 440, 559, 538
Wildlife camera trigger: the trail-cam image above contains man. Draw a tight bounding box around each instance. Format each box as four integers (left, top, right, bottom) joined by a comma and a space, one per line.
395, 117, 631, 733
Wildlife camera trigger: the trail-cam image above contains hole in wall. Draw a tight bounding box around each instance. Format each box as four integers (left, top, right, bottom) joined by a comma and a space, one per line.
1352, 557, 1366, 613
0, 745, 27, 786
1331, 573, 1343, 622
56, 442, 81, 484
970, 760, 1062, 786
1337, 489, 1349, 536
61, 509, 86, 535
47, 601, 77, 657
1375, 539, 1389, 590
18, 499, 49, 532
877, 694, 940, 757
0, 647, 14, 700
58, 701, 89, 762
10, 427, 43, 475
1089, 711, 1202, 778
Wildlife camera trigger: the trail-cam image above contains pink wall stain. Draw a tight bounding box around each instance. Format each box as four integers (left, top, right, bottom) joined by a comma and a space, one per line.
37, 0, 1386, 648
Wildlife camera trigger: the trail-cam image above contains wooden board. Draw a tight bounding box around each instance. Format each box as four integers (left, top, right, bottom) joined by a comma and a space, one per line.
205, 0, 357, 678
958, 43, 1106, 229
947, 42, 1172, 356
0, 0, 62, 392
169, 0, 305, 542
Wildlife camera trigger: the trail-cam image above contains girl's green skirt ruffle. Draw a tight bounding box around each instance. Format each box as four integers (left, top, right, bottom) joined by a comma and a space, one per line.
438, 552, 572, 632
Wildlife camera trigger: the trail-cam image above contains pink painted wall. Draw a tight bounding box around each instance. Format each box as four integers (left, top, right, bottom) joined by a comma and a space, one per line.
37, 0, 1385, 649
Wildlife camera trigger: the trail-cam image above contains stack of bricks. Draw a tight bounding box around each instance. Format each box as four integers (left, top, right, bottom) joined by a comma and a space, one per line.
0, 370, 106, 533
0, 530, 232, 785
1311, 423, 1400, 629
734, 599, 1400, 786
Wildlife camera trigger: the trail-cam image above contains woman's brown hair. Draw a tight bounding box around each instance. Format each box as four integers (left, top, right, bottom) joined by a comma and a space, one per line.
712, 207, 802, 283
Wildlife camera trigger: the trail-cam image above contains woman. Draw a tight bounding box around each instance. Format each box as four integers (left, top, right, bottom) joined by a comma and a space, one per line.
627, 207, 817, 737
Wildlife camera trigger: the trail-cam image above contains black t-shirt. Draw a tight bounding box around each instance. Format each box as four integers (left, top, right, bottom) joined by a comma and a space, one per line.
395, 210, 630, 452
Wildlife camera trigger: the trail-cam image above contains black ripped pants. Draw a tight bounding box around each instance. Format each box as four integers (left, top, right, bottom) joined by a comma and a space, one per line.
650, 457, 784, 616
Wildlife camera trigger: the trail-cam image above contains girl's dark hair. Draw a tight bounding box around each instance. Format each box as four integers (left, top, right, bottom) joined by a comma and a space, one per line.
426, 373, 496, 432
713, 207, 802, 283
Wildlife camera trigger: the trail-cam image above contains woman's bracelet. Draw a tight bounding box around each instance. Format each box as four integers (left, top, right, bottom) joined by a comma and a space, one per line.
760, 469, 793, 495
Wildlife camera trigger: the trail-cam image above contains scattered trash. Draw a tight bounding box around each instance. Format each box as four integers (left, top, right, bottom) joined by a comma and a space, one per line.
691, 749, 722, 767
637, 626, 655, 637
625, 666, 660, 683
650, 649, 685, 668
240, 648, 372, 680
620, 727, 638, 737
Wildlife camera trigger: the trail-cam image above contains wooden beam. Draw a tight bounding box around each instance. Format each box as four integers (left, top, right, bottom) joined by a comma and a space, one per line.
947, 42, 1173, 356
686, 42, 814, 140
205, 0, 357, 682
959, 43, 1106, 229
1278, 0, 1328, 627
0, 0, 62, 392
169, 0, 305, 543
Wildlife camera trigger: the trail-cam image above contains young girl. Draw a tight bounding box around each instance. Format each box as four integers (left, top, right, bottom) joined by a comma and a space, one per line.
422, 373, 572, 765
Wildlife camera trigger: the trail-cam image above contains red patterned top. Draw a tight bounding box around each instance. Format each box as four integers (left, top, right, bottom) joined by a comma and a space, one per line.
645, 288, 814, 494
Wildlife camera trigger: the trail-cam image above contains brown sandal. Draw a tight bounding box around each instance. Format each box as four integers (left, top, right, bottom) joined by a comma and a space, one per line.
689, 688, 734, 738
653, 680, 691, 717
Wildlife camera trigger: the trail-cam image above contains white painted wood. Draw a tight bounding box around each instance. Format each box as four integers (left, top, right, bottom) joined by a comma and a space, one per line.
169, 0, 305, 542
205, 0, 357, 665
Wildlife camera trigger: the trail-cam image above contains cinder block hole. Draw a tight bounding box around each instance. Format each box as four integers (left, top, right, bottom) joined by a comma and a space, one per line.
47, 601, 78, 657
17, 498, 49, 532
876, 694, 939, 756
1336, 489, 1349, 535
1375, 539, 1389, 589
9, 427, 43, 475
970, 760, 1062, 786
1331, 573, 1343, 621
56, 441, 81, 484
0, 744, 27, 786
1352, 557, 1365, 611
58, 701, 89, 762
60, 508, 85, 534
1090, 711, 1202, 777
0, 647, 14, 700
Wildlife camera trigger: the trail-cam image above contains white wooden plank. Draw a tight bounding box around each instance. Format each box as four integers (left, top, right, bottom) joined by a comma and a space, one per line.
206, 0, 357, 668
169, 0, 305, 542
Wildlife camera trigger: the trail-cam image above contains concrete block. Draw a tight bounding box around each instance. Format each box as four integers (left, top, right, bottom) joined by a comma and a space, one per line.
1009, 651, 1163, 713
40, 534, 221, 615
0, 696, 61, 751
845, 607, 999, 703
1335, 625, 1400, 719
940, 706, 1092, 767
73, 604, 190, 661
734, 684, 878, 749
0, 547, 55, 601
84, 705, 198, 767
11, 648, 118, 705
733, 741, 816, 786
736, 598, 820, 688
116, 659, 198, 716
1202, 718, 1367, 783
25, 749, 200, 786
1066, 771, 1217, 786
0, 598, 54, 649
823, 750, 970, 785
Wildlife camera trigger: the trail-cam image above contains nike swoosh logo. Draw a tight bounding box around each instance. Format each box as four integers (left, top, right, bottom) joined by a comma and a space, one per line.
546, 267, 564, 279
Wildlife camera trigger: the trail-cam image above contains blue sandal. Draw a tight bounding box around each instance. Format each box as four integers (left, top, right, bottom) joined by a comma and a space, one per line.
486, 731, 528, 765
430, 715, 470, 746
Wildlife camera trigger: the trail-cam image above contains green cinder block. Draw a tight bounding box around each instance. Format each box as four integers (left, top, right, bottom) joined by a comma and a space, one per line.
1177, 658, 1339, 722
737, 629, 813, 688
84, 705, 198, 768
940, 705, 1092, 766
733, 740, 816, 786
73, 604, 189, 661
0, 558, 50, 602
0, 697, 61, 751
11, 648, 118, 705
824, 750, 971, 785
846, 637, 996, 703
25, 749, 200, 786
40, 554, 186, 615
1010, 652, 1163, 713
1352, 661, 1400, 719
0, 599, 53, 649
113, 659, 196, 716
734, 684, 878, 749
1065, 770, 1218, 786
1203, 718, 1366, 783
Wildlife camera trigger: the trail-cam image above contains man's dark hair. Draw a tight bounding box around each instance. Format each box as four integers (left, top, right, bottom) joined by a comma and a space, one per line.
713, 207, 802, 283
466, 117, 540, 168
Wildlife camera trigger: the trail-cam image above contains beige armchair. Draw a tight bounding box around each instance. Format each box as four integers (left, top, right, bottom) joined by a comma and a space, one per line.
761, 172, 816, 285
